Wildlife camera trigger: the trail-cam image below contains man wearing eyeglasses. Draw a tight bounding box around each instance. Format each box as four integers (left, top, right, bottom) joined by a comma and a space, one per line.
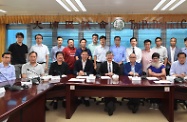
0, 52, 16, 82
29, 34, 49, 73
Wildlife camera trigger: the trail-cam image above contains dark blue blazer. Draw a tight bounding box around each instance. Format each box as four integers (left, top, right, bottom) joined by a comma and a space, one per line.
124, 62, 142, 76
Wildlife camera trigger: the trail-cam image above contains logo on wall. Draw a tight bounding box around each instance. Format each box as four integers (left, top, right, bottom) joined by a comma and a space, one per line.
113, 19, 125, 30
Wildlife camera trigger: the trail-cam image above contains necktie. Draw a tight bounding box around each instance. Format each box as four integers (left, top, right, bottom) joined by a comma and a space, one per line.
108, 63, 111, 73
132, 47, 135, 54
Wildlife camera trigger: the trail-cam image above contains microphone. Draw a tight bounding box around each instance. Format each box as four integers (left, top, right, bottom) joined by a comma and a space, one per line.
27, 69, 40, 85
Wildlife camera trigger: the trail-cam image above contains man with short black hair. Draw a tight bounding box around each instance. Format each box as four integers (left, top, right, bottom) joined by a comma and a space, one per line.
8, 32, 28, 78
181, 37, 187, 56
88, 33, 99, 59
29, 34, 49, 72
51, 36, 64, 62
0, 52, 16, 82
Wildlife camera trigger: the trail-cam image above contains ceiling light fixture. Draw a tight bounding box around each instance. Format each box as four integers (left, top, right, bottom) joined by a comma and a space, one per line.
169, 0, 186, 11
66, 0, 79, 12
153, 0, 167, 11
75, 0, 87, 12
56, 0, 71, 12
0, 9, 7, 13
161, 0, 176, 11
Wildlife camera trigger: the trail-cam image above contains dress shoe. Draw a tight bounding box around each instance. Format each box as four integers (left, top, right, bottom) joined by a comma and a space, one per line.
107, 101, 115, 116
62, 101, 66, 108
132, 105, 138, 113
84, 100, 90, 107
53, 101, 58, 109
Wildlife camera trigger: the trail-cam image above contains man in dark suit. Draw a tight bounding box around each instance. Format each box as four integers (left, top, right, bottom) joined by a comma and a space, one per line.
166, 37, 181, 75
74, 50, 94, 107
124, 53, 142, 113
74, 50, 94, 76
99, 51, 120, 116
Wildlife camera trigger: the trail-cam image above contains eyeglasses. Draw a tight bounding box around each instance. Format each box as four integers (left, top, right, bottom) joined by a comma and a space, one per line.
153, 57, 159, 59
130, 57, 136, 58
36, 38, 42, 40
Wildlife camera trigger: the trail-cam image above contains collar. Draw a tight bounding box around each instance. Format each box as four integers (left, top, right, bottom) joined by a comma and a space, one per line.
91, 42, 99, 46
130, 62, 136, 66
16, 42, 23, 46
131, 46, 136, 49
143, 49, 151, 52
82, 59, 87, 63
36, 44, 43, 47
28, 62, 38, 67
0, 62, 11, 67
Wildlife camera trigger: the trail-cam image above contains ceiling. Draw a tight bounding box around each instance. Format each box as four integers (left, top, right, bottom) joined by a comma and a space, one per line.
0, 0, 187, 16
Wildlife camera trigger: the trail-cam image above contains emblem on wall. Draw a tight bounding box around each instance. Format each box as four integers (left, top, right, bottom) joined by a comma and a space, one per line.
113, 19, 125, 30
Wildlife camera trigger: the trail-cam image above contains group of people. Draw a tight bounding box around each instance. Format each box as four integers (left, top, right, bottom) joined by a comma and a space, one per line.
1, 32, 187, 115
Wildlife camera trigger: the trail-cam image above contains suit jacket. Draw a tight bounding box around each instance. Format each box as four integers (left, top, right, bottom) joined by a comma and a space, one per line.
124, 62, 142, 76
74, 59, 94, 75
99, 61, 120, 76
167, 47, 181, 68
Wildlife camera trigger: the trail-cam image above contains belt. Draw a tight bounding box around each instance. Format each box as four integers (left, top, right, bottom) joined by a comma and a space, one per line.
37, 62, 46, 64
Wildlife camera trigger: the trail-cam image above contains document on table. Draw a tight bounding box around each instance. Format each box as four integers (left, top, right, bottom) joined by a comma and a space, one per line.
76, 76, 89, 79
153, 80, 172, 84
101, 76, 111, 79
146, 77, 158, 80
68, 78, 85, 82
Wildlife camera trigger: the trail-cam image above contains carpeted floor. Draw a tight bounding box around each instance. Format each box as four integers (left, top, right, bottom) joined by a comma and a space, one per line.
46, 100, 187, 122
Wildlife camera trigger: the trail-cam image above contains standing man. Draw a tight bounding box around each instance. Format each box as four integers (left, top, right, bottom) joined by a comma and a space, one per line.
166, 37, 181, 75
51, 36, 64, 62
181, 37, 187, 56
75, 38, 92, 60
126, 37, 142, 63
142, 39, 154, 74
63, 39, 76, 74
0, 52, 16, 82
110, 36, 126, 74
152, 37, 167, 66
87, 34, 99, 60
29, 34, 49, 73
93, 36, 109, 74
8, 32, 28, 78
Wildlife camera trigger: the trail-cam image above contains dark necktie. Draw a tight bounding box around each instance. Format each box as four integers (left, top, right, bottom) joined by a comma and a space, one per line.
132, 47, 135, 54
108, 63, 111, 73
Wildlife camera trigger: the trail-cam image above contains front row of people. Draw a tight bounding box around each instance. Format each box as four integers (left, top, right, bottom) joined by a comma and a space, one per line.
0, 50, 187, 116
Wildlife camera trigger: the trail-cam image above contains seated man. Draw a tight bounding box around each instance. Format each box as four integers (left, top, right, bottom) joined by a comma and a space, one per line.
22, 51, 44, 78
170, 52, 187, 78
0, 52, 16, 82
124, 53, 142, 113
74, 50, 94, 76
49, 51, 69, 76
124, 53, 142, 76
99, 51, 120, 116
148, 52, 166, 110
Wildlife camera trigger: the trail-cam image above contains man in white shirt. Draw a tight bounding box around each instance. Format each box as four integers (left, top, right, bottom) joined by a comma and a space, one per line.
152, 37, 167, 66
29, 34, 49, 73
93, 36, 109, 74
126, 37, 142, 63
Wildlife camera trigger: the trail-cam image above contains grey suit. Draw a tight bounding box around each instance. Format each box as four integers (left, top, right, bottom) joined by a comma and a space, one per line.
166, 47, 181, 75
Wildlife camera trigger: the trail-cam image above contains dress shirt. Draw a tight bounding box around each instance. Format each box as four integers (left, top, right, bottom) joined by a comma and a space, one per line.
82, 60, 87, 70
142, 49, 154, 72
170, 61, 187, 75
51, 46, 64, 62
152, 46, 167, 63
126, 46, 142, 63
110, 45, 126, 63
29, 44, 50, 62
107, 62, 113, 73
87, 42, 99, 59
170, 46, 176, 64
93, 45, 109, 62
0, 63, 16, 82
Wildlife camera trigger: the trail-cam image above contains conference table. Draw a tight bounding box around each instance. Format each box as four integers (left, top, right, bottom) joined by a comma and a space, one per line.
62, 75, 174, 122
0, 79, 53, 122
2, 75, 187, 122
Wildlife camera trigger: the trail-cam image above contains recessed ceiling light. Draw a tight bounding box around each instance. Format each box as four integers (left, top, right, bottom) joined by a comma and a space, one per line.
161, 0, 176, 11
75, 0, 87, 12
153, 0, 167, 11
169, 0, 186, 11
0, 9, 7, 13
56, 0, 71, 12
66, 0, 79, 12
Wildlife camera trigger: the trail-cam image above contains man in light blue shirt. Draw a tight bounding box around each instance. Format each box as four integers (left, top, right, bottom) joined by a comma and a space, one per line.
181, 37, 187, 56
170, 52, 187, 77
51, 36, 64, 62
0, 52, 16, 82
87, 34, 99, 60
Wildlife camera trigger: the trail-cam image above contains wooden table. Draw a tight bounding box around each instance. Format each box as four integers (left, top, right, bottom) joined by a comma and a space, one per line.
65, 76, 174, 122
0, 79, 52, 122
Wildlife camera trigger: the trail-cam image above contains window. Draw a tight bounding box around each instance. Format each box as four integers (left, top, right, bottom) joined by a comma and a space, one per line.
138, 29, 161, 49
